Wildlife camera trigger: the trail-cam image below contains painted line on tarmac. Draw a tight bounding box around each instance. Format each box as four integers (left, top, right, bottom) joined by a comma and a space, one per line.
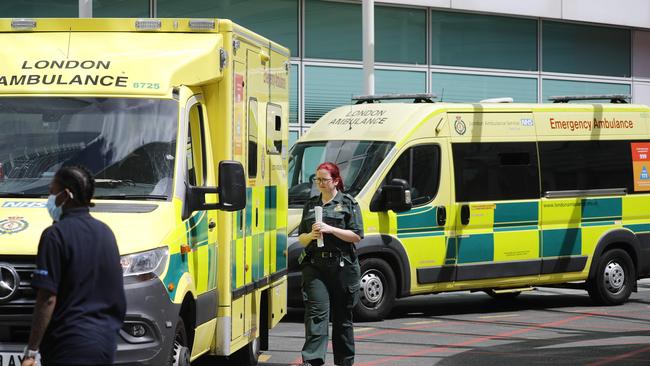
403, 320, 441, 325
258, 354, 272, 362
355, 327, 375, 333
478, 314, 519, 319
585, 344, 650, 366
355, 321, 450, 340
356, 313, 597, 366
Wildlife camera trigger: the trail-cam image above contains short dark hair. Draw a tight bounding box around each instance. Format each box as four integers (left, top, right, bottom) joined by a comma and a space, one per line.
54, 165, 96, 207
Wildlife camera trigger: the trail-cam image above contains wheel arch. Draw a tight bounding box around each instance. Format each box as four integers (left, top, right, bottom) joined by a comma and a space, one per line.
589, 228, 641, 282
179, 292, 196, 349
356, 234, 411, 298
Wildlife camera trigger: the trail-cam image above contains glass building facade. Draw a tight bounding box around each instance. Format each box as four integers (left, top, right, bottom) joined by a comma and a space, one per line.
2, 0, 648, 146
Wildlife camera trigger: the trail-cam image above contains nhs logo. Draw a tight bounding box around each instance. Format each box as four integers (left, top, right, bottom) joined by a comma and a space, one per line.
2, 201, 46, 208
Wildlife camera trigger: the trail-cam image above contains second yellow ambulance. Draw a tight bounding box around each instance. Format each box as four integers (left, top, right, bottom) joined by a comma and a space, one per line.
288, 94, 650, 321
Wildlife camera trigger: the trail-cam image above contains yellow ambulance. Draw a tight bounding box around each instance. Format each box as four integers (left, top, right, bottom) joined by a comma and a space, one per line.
0, 18, 288, 365
287, 93, 650, 321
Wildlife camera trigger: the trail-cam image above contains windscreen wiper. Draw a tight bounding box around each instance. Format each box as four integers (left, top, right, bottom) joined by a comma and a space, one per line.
0, 192, 46, 198
93, 194, 168, 200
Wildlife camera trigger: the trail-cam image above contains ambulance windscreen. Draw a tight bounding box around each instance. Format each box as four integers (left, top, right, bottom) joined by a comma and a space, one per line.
288, 140, 394, 207
0, 97, 178, 200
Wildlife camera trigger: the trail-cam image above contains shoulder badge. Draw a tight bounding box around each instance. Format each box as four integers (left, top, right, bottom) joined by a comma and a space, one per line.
343, 193, 358, 205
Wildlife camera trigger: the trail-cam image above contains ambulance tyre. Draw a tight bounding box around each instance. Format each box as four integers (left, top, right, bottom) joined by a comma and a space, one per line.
587, 248, 635, 306
231, 336, 261, 366
355, 258, 397, 322
170, 318, 190, 366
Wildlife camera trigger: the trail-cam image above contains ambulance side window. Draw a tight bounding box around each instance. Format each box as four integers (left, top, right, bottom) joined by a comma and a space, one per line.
186, 103, 207, 187
452, 142, 539, 202
267, 103, 283, 155
248, 98, 258, 179
384, 144, 440, 206
539, 140, 633, 193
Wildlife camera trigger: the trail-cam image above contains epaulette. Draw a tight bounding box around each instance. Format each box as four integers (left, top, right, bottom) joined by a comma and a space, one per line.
343, 193, 358, 205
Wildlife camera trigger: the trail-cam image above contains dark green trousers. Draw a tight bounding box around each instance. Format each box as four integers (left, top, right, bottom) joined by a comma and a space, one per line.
301, 256, 360, 366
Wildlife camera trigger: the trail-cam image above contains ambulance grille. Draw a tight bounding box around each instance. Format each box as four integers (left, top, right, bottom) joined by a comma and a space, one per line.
0, 255, 36, 316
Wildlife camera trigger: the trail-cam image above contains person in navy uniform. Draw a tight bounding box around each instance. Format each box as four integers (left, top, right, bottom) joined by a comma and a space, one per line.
297, 162, 364, 366
22, 166, 125, 366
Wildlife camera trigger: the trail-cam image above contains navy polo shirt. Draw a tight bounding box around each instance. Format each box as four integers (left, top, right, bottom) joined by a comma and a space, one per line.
32, 207, 126, 364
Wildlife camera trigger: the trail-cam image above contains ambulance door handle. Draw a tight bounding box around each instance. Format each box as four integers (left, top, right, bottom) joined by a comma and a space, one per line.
209, 219, 216, 231
436, 206, 446, 226
255, 208, 259, 226
461, 205, 470, 226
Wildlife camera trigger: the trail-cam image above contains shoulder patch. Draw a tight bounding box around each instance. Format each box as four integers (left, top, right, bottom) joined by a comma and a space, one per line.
343, 193, 358, 205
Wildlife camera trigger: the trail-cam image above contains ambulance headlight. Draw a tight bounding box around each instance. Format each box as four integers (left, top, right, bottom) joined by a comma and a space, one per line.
121, 247, 168, 278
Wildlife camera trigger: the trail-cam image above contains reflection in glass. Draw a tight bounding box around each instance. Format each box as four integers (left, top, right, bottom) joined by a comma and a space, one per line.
0, 97, 178, 200
288, 140, 394, 207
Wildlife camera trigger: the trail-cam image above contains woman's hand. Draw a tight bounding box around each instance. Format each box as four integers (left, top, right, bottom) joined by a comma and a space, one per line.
317, 222, 336, 234
310, 223, 323, 238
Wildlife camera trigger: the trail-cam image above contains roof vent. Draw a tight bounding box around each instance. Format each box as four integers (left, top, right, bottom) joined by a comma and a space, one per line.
352, 93, 436, 104
480, 97, 513, 103
11, 18, 37, 30
548, 94, 630, 103
135, 19, 162, 31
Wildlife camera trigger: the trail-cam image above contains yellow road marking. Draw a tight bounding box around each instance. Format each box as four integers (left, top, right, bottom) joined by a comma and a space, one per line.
354, 327, 375, 333
479, 314, 519, 319
403, 320, 441, 325
259, 354, 272, 362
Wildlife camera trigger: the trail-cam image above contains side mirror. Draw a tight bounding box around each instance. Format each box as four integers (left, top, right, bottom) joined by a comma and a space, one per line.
217, 160, 246, 211
183, 160, 246, 219
369, 178, 412, 213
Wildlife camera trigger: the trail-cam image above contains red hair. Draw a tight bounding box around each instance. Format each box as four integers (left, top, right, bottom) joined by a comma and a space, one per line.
317, 162, 344, 191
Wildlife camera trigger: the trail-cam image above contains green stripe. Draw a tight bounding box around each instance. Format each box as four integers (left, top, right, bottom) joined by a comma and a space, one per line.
458, 234, 493, 263
276, 230, 287, 270
624, 224, 650, 233
397, 206, 438, 231
163, 253, 188, 300
245, 188, 253, 237
494, 225, 538, 232
581, 197, 622, 219
494, 201, 538, 224
542, 228, 581, 257
252, 233, 264, 281
265, 186, 277, 231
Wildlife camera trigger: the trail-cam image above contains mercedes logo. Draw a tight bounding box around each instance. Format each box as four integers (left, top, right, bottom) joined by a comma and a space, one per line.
0, 264, 19, 303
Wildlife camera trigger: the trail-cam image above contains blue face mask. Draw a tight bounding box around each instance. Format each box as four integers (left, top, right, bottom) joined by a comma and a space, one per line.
46, 192, 64, 222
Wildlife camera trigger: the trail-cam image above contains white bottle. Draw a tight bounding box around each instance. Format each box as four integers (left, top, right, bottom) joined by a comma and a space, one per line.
314, 206, 324, 247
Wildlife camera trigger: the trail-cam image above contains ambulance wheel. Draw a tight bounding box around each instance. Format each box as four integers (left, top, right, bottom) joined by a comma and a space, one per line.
588, 248, 635, 305
485, 290, 521, 300
231, 337, 260, 366
170, 318, 190, 366
355, 258, 396, 322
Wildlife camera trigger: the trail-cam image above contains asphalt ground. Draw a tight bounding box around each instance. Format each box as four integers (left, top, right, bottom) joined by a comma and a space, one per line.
253, 279, 650, 366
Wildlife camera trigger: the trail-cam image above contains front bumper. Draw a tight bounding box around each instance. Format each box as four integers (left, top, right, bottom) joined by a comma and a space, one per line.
114, 277, 180, 366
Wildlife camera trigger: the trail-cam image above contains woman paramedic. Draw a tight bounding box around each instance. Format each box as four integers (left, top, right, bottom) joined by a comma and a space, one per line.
297, 162, 364, 366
